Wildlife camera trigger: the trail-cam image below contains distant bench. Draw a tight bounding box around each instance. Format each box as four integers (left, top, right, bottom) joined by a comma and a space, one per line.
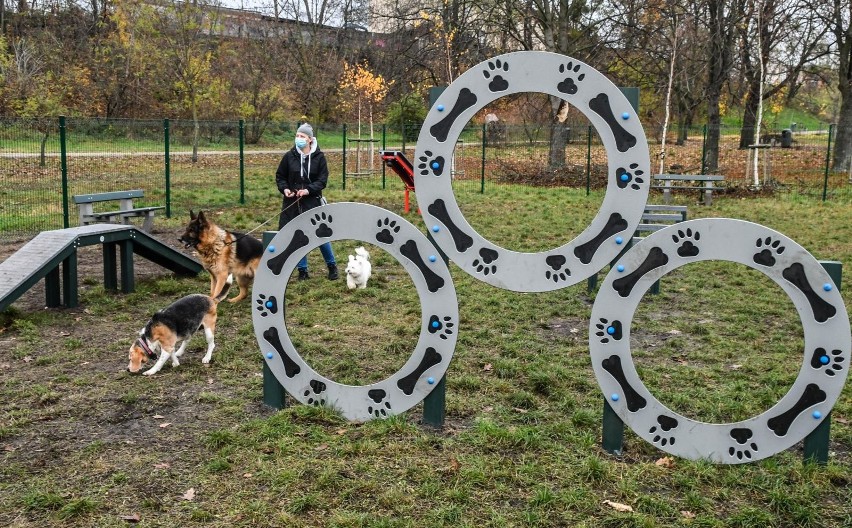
588, 204, 688, 294
73, 190, 164, 232
652, 174, 725, 206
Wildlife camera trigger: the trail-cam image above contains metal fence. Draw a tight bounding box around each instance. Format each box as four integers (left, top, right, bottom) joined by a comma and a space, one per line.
1, 116, 847, 242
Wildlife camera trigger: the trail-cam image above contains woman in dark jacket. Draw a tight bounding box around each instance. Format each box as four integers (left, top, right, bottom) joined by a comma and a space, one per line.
275, 123, 338, 281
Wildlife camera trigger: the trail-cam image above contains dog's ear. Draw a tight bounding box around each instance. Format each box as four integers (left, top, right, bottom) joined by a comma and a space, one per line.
197, 210, 207, 224
349, 255, 355, 262
190, 210, 196, 220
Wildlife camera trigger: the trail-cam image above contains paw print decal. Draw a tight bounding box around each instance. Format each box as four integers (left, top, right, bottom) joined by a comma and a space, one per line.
255, 293, 278, 317
304, 379, 327, 406
594, 318, 623, 344
311, 212, 333, 238
417, 151, 445, 177
729, 428, 758, 461
810, 348, 845, 377
483, 59, 509, 92
753, 237, 785, 267
367, 388, 392, 418
649, 415, 678, 447
544, 254, 571, 283
427, 314, 455, 340
615, 163, 645, 190
376, 217, 401, 244
472, 247, 498, 276
672, 228, 700, 257
557, 62, 585, 95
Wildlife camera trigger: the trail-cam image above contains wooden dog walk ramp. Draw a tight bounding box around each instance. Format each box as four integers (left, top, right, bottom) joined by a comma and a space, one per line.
0, 224, 202, 312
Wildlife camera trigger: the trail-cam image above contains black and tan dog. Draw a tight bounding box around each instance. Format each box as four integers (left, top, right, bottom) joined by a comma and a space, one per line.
179, 210, 263, 303
127, 275, 232, 375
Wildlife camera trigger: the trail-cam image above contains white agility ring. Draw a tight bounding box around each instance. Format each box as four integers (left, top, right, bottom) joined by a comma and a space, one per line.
415, 51, 651, 292
252, 203, 458, 422
589, 218, 850, 463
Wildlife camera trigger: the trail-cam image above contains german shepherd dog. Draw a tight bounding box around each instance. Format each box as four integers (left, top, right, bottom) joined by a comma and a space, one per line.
178, 210, 264, 303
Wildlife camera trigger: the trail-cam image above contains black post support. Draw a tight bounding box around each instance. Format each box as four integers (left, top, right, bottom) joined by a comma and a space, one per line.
59, 116, 69, 228
602, 398, 624, 456
260, 230, 288, 410
62, 252, 78, 308
803, 260, 842, 464
421, 232, 449, 428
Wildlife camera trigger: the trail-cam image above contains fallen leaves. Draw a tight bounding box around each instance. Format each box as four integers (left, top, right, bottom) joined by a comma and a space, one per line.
655, 456, 675, 468
120, 513, 140, 523
603, 499, 633, 512
153, 462, 170, 470
158, 423, 171, 428
182, 488, 195, 501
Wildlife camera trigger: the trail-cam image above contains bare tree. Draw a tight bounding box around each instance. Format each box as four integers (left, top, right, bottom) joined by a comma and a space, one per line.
823, 0, 852, 172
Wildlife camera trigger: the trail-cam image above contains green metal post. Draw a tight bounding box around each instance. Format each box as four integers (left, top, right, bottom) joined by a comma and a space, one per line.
164, 119, 171, 218
422, 232, 449, 428
261, 230, 287, 409
381, 124, 387, 189
59, 116, 69, 228
239, 119, 245, 204
803, 260, 841, 465
480, 123, 486, 193
586, 125, 592, 196
822, 124, 834, 202
700, 124, 708, 174
401, 121, 406, 154
342, 124, 347, 191
602, 398, 624, 456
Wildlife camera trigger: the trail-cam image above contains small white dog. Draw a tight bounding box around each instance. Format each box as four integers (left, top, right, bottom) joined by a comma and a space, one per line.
345, 246, 372, 290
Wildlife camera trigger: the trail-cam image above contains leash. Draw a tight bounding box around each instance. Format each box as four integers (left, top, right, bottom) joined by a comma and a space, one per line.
228, 196, 303, 245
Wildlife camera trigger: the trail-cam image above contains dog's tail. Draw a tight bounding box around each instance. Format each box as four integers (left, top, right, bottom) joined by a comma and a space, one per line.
355, 246, 370, 260
213, 274, 234, 303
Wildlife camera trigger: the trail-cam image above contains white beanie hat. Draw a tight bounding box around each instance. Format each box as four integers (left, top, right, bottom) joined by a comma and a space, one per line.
297, 123, 314, 138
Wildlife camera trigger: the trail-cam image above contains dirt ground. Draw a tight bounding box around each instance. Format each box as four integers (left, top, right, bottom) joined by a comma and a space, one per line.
0, 225, 278, 520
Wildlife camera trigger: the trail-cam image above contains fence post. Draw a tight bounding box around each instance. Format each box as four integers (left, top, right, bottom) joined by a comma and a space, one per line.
822, 124, 835, 202
59, 116, 69, 228
342, 123, 347, 191
382, 123, 387, 190
803, 260, 842, 464
586, 125, 592, 196
164, 119, 171, 218
480, 123, 486, 193
239, 119, 245, 204
401, 121, 406, 154
700, 124, 707, 174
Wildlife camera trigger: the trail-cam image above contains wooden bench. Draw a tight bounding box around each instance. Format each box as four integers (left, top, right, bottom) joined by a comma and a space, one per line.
73, 190, 164, 232
652, 174, 724, 206
587, 205, 688, 294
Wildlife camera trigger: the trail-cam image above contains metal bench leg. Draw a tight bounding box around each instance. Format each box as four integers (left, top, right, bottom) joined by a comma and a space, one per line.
704, 181, 712, 206
62, 251, 78, 308
423, 374, 446, 428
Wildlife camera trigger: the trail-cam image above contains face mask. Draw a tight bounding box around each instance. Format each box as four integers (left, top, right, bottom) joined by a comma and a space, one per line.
295, 138, 308, 149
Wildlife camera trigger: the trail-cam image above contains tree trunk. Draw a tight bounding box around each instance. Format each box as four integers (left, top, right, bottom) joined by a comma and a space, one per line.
192, 96, 199, 163
739, 83, 760, 149
40, 131, 48, 168
833, 91, 852, 172
547, 97, 567, 169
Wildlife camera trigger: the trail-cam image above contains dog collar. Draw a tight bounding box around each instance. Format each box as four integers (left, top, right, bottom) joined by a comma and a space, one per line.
136, 338, 157, 360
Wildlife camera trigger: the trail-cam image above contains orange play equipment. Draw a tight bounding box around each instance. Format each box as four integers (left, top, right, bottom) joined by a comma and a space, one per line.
379, 150, 417, 214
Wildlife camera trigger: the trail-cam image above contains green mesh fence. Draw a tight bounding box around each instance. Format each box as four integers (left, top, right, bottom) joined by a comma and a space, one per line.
1, 117, 849, 243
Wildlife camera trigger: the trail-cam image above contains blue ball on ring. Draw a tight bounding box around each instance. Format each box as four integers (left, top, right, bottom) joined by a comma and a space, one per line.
615, 236, 623, 245
265, 352, 274, 359
429, 255, 437, 262
813, 410, 822, 419
431, 321, 440, 329
621, 112, 630, 120
823, 283, 833, 291
437, 105, 445, 112
432, 162, 440, 170
432, 225, 440, 232
607, 326, 615, 335
267, 245, 276, 253
611, 394, 620, 401
617, 265, 625, 272
820, 355, 830, 365
266, 301, 273, 308
427, 377, 435, 384
620, 173, 630, 182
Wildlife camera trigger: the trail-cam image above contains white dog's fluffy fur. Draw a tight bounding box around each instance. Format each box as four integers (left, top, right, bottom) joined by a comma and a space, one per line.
345, 246, 371, 289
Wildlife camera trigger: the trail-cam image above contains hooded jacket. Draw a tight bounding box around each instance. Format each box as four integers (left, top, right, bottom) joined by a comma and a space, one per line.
275, 138, 329, 228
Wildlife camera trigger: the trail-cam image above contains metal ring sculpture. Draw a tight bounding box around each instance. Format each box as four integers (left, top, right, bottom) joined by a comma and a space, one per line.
252, 203, 458, 422
589, 219, 850, 463
415, 50, 651, 292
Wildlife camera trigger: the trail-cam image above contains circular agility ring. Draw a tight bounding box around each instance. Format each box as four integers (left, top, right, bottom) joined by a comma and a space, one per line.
415, 51, 651, 292
588, 218, 850, 463
252, 203, 459, 422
